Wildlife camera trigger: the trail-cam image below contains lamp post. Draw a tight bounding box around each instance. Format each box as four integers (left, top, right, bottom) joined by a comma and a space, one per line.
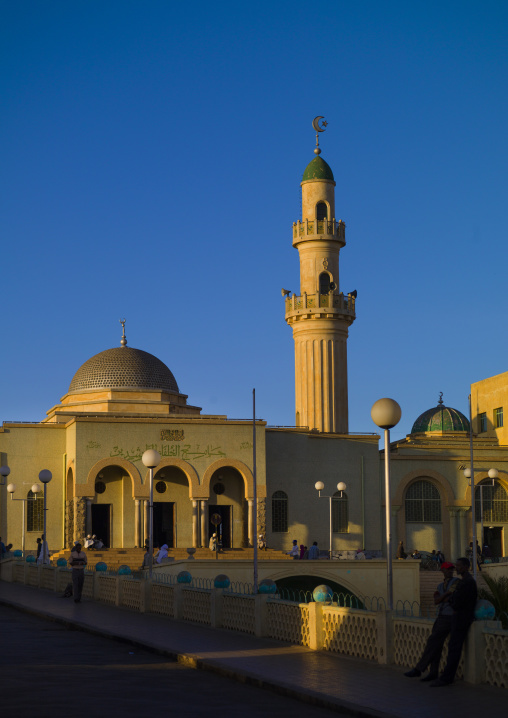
315, 481, 347, 559
371, 398, 401, 611
38, 470, 52, 564
0, 465, 10, 485
7, 482, 41, 554
463, 466, 498, 566
142, 449, 161, 579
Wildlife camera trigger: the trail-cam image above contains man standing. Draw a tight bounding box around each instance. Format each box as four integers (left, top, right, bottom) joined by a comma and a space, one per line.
287, 540, 299, 558
69, 542, 87, 603
404, 562, 459, 681
308, 542, 319, 560
431, 557, 477, 686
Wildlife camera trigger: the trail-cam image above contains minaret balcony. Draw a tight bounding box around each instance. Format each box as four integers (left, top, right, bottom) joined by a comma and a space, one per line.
292, 219, 346, 245
285, 292, 356, 324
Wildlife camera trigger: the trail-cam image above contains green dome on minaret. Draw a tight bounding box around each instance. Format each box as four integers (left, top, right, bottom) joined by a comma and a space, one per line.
302, 156, 334, 182
411, 395, 470, 434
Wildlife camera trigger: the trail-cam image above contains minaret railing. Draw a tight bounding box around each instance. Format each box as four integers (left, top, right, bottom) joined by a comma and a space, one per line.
286, 292, 355, 314
293, 219, 345, 240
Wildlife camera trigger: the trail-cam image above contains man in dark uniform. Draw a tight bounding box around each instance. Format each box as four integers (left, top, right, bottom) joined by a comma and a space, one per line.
404, 561, 459, 681
431, 556, 477, 686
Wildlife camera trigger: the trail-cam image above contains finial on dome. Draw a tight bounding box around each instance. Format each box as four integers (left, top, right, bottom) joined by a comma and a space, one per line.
438, 392, 444, 405
120, 318, 127, 347
312, 116, 327, 155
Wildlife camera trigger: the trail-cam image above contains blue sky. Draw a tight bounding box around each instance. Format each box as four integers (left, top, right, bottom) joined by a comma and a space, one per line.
2, 1, 507, 439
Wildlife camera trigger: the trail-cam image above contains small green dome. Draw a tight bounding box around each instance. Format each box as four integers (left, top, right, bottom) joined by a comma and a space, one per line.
302, 156, 334, 182
411, 396, 470, 434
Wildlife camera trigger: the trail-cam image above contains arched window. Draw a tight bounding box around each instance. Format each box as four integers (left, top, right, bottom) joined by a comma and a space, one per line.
319, 272, 331, 294
272, 490, 288, 532
27, 489, 44, 532
405, 480, 441, 522
316, 202, 327, 220
332, 491, 349, 533
475, 481, 508, 522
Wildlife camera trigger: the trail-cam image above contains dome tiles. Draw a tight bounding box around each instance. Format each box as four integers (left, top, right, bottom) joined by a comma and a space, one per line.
302, 156, 334, 182
68, 347, 179, 394
411, 397, 469, 434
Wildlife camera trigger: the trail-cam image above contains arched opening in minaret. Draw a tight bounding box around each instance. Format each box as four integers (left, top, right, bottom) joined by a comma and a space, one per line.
316, 202, 328, 220
319, 272, 331, 294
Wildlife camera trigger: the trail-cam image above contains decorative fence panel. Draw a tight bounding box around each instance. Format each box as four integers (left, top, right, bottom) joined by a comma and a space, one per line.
393, 617, 463, 679
322, 608, 378, 661
266, 601, 310, 647
98, 575, 117, 605
222, 595, 256, 635
150, 584, 175, 618
40, 566, 55, 591
484, 630, 508, 688
26, 566, 39, 587
57, 569, 72, 592
13, 564, 25, 583
181, 588, 211, 625
82, 573, 94, 599
121, 579, 142, 611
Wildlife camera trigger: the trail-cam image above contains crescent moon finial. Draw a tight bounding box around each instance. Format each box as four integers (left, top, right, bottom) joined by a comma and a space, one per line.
312, 116, 328, 154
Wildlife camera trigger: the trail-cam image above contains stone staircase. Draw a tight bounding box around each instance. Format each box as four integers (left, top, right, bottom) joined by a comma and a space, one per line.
50, 546, 293, 571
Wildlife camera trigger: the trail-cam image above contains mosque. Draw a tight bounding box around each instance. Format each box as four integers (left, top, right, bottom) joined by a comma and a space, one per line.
2, 121, 508, 561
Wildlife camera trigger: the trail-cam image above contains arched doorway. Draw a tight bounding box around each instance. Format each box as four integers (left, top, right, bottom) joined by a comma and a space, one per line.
91, 464, 133, 547
152, 466, 191, 548
475, 479, 508, 557
208, 467, 247, 548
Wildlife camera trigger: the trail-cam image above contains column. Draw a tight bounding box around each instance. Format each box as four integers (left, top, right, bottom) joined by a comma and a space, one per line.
200, 500, 208, 548
143, 500, 149, 548
458, 508, 469, 558
134, 499, 141, 548
85, 499, 92, 535
192, 500, 198, 548
73, 497, 80, 543
448, 508, 459, 562
248, 499, 254, 548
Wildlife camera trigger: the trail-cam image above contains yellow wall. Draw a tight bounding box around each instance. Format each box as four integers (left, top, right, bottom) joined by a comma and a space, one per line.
471, 371, 508, 443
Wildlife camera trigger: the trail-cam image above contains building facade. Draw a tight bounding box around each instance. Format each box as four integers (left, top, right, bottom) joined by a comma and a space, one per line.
2, 131, 508, 561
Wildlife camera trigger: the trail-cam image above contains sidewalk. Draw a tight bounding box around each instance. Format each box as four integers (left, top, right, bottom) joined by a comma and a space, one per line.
0, 581, 504, 718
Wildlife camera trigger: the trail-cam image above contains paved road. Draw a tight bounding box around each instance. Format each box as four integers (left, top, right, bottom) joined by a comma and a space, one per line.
0, 606, 349, 718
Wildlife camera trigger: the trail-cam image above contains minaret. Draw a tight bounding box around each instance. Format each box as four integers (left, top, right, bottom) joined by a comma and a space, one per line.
284, 119, 356, 433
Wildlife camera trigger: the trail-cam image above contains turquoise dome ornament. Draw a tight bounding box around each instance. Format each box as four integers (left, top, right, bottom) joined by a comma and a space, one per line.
475, 599, 496, 620
26, 555, 36, 563
312, 584, 333, 604
177, 570, 192, 584
56, 558, 67, 567
13, 550, 22, 558
95, 562, 108, 572
258, 579, 277, 594
214, 574, 230, 589
118, 565, 131, 575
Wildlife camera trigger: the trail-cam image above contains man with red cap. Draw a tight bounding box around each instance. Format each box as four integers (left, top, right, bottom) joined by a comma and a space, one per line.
404, 561, 459, 681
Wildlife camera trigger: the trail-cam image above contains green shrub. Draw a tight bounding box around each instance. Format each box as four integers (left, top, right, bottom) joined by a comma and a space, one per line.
478, 574, 508, 628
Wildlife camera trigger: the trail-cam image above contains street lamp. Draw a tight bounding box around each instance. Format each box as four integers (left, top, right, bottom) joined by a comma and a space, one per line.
6, 482, 41, 554
371, 398, 402, 611
315, 481, 347, 559
464, 466, 498, 561
38, 470, 52, 564
0, 465, 10, 485
142, 449, 161, 579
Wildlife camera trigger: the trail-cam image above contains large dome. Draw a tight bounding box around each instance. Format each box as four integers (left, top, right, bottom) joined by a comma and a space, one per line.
411, 396, 469, 434
68, 347, 179, 394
